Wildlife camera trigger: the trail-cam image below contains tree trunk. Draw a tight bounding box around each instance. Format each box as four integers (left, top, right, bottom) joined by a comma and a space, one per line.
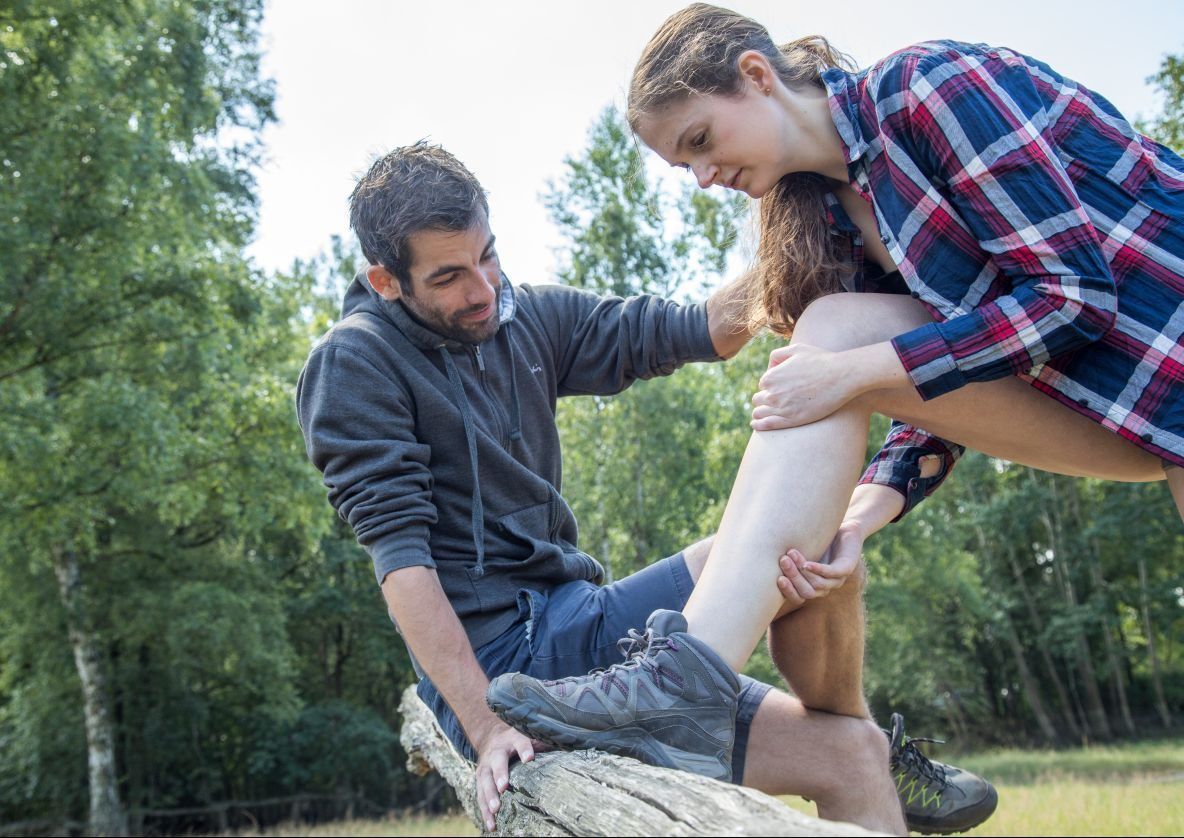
970, 523, 1059, 743
1038, 479, 1112, 740
1003, 545, 1081, 741
1138, 557, 1174, 729
1000, 612, 1060, 742
1066, 489, 1137, 736
398, 687, 881, 837
53, 546, 128, 837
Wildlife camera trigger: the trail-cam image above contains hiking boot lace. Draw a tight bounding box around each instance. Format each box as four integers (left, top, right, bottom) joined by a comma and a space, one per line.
896, 735, 948, 786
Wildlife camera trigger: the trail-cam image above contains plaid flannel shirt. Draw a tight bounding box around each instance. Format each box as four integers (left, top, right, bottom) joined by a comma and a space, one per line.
822, 41, 1184, 517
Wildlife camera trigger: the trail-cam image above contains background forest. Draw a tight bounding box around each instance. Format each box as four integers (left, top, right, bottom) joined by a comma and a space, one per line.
1, 2, 1182, 836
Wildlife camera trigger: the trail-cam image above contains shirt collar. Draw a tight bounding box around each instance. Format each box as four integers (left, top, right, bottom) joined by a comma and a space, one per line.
821, 67, 871, 166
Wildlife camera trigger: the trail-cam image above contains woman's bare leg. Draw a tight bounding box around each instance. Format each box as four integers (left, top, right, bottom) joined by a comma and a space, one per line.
683, 293, 1168, 672
1165, 465, 1184, 521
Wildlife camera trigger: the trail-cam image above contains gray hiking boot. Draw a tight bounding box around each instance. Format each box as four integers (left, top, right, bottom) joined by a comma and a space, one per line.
887, 713, 998, 834
486, 609, 739, 782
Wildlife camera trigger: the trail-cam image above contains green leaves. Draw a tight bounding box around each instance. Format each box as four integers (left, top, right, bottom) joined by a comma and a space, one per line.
1144, 49, 1184, 152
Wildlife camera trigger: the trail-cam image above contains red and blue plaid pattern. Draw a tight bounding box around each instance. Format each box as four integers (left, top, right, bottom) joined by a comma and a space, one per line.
823, 41, 1184, 516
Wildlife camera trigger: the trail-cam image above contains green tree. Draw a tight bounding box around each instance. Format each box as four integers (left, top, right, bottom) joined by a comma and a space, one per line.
547, 106, 755, 577
1145, 48, 1184, 151
0, 2, 331, 832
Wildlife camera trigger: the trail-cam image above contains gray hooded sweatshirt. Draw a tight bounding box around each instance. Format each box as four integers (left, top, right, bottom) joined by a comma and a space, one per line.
296, 273, 720, 648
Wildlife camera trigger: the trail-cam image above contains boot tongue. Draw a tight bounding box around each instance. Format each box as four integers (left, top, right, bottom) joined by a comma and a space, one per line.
646, 609, 689, 637
889, 712, 906, 753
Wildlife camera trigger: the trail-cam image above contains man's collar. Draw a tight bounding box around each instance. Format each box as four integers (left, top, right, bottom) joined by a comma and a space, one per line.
381, 273, 518, 352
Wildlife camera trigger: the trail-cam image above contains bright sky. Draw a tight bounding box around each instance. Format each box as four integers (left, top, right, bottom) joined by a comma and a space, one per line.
250, 0, 1184, 286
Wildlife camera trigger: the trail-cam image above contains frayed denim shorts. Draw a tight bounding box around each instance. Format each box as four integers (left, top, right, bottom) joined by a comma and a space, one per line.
416, 552, 772, 784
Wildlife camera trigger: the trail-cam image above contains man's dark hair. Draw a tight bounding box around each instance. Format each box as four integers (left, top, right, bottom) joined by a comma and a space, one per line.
349, 141, 489, 292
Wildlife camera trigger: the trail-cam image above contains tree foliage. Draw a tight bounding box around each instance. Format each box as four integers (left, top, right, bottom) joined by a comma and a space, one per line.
0, 12, 1181, 832
1146, 49, 1184, 151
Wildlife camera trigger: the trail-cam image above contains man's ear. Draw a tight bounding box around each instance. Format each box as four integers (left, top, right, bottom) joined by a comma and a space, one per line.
366, 265, 403, 301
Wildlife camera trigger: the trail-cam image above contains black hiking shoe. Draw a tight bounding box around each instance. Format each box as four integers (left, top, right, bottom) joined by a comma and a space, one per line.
486, 609, 739, 781
887, 713, 998, 834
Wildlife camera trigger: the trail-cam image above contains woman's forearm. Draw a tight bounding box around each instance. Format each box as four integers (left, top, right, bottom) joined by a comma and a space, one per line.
843, 482, 906, 539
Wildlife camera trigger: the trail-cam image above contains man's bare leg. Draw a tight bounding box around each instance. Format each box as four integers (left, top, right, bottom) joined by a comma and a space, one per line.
768, 565, 870, 718
742, 690, 904, 832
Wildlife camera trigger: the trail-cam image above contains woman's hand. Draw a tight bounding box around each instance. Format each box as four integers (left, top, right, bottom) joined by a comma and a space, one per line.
751, 344, 860, 431
776, 521, 865, 608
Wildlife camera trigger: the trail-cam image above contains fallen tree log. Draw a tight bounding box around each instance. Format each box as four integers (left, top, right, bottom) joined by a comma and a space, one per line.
398, 685, 883, 836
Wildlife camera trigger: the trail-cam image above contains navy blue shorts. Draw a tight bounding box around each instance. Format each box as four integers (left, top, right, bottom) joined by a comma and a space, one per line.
417, 552, 772, 784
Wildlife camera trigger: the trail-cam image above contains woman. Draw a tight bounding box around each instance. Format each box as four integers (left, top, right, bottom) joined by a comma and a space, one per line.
488, 2, 1182, 828
620, 2, 1182, 666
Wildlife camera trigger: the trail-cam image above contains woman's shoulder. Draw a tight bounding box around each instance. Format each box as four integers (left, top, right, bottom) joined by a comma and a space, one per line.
864, 40, 1039, 97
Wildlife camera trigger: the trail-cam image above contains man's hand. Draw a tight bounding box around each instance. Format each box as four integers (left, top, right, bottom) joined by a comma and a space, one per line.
776, 521, 865, 607
472, 716, 547, 832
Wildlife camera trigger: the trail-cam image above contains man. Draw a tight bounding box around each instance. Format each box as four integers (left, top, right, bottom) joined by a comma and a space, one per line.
296, 142, 991, 835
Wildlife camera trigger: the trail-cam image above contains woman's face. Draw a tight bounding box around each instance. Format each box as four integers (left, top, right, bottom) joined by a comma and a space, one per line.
635, 85, 798, 199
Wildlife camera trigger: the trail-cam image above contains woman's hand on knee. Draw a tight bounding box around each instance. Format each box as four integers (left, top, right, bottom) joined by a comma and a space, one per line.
776, 522, 865, 605
752, 344, 859, 431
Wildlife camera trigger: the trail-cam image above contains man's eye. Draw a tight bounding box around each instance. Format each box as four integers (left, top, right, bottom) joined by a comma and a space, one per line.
437, 273, 459, 287
481, 250, 497, 263
691, 132, 707, 149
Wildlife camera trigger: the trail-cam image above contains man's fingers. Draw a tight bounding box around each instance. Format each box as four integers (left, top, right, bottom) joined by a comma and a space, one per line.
475, 766, 500, 830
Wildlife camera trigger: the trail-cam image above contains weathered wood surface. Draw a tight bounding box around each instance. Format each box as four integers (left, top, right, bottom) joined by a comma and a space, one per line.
399, 685, 882, 837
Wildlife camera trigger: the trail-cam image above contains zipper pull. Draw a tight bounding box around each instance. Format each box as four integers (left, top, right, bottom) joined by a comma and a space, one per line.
474, 345, 485, 372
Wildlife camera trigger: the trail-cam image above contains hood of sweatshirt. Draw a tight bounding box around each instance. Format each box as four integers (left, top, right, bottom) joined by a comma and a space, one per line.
340, 270, 522, 578
340, 269, 517, 350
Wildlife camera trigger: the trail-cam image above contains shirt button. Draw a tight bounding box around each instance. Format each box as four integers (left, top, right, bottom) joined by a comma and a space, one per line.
1076, 398, 1089, 408
880, 236, 890, 245
1140, 433, 1153, 444
910, 291, 920, 299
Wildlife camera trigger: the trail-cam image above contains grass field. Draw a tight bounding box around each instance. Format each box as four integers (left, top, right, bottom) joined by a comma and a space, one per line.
234, 738, 1184, 836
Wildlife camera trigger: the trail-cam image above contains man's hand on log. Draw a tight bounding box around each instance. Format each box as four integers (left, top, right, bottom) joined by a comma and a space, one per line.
473, 716, 548, 831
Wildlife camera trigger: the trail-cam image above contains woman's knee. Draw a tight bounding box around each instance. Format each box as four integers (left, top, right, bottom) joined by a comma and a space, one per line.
791, 293, 933, 351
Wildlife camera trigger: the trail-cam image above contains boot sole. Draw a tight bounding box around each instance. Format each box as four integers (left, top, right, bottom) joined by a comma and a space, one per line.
907, 783, 999, 835
488, 690, 732, 783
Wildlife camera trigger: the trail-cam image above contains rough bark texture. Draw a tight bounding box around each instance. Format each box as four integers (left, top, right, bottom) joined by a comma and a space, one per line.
398, 686, 882, 837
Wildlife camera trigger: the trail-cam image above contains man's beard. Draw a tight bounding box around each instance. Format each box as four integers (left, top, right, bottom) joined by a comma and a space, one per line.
402, 295, 499, 345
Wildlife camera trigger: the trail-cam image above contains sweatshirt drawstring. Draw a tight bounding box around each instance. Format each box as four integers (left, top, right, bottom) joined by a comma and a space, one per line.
505, 324, 523, 443
440, 347, 486, 577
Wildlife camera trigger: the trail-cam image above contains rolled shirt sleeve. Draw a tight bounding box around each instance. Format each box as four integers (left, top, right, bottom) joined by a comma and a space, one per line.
885, 49, 1118, 400
859, 421, 966, 519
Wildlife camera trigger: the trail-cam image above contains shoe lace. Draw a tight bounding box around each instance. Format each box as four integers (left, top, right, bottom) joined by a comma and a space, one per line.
593, 627, 680, 696
542, 627, 680, 696
895, 735, 948, 787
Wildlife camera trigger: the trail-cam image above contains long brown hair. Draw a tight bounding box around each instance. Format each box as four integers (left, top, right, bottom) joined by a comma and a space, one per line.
627, 3, 855, 336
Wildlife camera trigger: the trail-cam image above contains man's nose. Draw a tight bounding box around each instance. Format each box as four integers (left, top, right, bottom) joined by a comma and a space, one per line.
468, 272, 498, 304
